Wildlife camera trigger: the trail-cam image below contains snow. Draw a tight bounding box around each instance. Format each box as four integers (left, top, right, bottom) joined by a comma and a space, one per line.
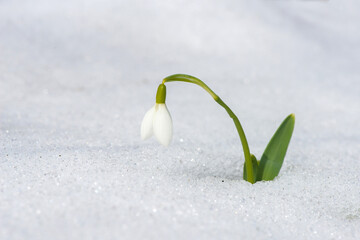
1, 0, 360, 239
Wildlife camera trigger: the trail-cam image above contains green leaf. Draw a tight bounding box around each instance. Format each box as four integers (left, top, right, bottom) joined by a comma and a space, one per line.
257, 114, 295, 181
243, 154, 259, 182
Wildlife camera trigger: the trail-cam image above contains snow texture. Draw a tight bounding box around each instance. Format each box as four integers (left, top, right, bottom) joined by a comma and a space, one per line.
1, 0, 360, 239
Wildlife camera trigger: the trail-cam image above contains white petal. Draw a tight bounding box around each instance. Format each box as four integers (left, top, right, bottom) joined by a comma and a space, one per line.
153, 104, 173, 146
141, 105, 156, 140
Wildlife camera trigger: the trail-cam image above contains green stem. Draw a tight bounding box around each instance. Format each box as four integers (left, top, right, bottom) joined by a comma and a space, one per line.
163, 74, 254, 184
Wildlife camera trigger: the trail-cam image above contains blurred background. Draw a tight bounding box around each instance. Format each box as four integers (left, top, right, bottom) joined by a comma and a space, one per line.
0, 0, 359, 239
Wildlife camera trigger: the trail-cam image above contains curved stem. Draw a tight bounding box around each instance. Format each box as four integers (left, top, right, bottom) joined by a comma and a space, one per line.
163, 74, 254, 184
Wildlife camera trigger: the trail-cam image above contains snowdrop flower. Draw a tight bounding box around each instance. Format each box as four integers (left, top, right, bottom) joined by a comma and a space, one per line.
141, 84, 173, 146
140, 74, 295, 184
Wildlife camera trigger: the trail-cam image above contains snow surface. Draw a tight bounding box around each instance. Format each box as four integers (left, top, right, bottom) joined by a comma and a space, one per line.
1, 0, 360, 239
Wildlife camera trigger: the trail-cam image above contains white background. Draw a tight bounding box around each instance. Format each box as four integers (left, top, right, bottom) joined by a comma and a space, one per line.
1, 0, 359, 239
